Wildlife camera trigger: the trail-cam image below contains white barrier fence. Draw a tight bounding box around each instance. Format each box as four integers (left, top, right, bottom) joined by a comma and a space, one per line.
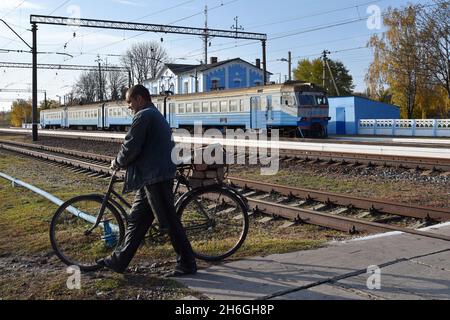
358, 119, 450, 137
21, 123, 42, 129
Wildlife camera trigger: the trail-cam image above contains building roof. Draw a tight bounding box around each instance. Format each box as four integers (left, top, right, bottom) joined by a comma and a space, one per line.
165, 63, 198, 75
153, 58, 271, 79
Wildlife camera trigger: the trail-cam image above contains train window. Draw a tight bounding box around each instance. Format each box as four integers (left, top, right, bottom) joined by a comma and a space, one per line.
194, 102, 201, 113
202, 102, 209, 113
229, 100, 238, 112
298, 95, 315, 106
316, 96, 328, 105
220, 101, 228, 112
178, 103, 185, 114
239, 99, 245, 111
211, 101, 218, 112
186, 103, 193, 113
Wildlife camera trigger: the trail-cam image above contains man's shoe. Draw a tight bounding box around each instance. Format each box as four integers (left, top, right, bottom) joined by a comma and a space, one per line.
164, 265, 197, 278
96, 258, 126, 274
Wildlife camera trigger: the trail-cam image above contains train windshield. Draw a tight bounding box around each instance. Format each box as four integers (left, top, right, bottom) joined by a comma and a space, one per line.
298, 94, 315, 106
297, 94, 328, 106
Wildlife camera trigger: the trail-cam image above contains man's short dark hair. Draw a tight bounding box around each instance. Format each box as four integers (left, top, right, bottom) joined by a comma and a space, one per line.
127, 84, 152, 102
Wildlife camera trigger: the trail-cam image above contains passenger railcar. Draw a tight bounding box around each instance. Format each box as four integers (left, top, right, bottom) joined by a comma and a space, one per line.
40, 82, 329, 137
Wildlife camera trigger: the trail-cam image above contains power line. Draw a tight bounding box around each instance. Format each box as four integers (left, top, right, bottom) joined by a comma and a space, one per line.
0, 61, 128, 72
0, 0, 27, 20
182, 1, 440, 60
48, 0, 72, 16
247, 0, 387, 30
60, 0, 240, 62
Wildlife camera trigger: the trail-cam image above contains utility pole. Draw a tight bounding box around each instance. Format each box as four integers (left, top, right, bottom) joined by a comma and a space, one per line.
322, 50, 330, 88
32, 23, 38, 141
288, 51, 292, 81
96, 55, 103, 102
203, 5, 208, 65
277, 51, 292, 82
322, 49, 340, 96
231, 16, 244, 38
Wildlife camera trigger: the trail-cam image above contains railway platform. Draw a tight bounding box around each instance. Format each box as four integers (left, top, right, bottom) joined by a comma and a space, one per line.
178, 223, 450, 300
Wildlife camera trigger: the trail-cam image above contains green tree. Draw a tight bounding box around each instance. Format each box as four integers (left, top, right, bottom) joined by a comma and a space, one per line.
10, 99, 32, 127
293, 58, 354, 96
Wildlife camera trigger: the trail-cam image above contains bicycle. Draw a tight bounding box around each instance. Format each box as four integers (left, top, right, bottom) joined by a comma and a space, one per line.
49, 162, 249, 272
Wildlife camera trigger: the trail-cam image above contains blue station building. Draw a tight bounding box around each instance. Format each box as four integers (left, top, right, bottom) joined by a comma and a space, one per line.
144, 57, 271, 95
327, 96, 400, 135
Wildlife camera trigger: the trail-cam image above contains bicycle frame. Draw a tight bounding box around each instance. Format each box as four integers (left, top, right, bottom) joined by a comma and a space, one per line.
85, 165, 247, 237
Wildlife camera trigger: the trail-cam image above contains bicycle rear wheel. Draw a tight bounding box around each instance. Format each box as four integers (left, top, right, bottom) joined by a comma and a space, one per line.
50, 194, 125, 271
176, 185, 249, 261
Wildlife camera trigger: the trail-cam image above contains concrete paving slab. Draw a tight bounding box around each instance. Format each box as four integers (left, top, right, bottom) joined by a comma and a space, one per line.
336, 252, 450, 300
177, 226, 450, 300
411, 250, 450, 272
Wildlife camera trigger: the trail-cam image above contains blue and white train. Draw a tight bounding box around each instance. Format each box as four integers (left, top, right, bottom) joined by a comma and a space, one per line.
40, 82, 330, 137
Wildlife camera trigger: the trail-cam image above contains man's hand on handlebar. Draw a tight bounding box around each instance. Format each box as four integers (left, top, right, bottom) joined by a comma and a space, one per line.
110, 159, 120, 171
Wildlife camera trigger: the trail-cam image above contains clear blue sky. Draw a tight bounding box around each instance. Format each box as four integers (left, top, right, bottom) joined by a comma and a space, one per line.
0, 0, 430, 111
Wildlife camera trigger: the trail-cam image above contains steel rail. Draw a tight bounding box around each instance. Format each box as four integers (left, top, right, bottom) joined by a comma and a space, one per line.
1, 139, 448, 221
1, 130, 449, 171
247, 198, 450, 242
277, 149, 450, 172
228, 177, 450, 222
0, 143, 113, 176
1, 142, 450, 242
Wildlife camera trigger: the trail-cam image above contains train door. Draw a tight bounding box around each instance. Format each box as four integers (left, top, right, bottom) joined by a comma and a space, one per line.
336, 107, 346, 134
265, 95, 273, 123
250, 96, 261, 129
169, 103, 176, 128
98, 105, 104, 129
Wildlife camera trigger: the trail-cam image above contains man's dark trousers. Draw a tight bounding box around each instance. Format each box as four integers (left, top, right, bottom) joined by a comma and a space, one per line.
107, 179, 196, 272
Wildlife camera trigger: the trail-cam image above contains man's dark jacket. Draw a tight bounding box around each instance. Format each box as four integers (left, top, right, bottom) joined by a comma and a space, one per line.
115, 103, 176, 193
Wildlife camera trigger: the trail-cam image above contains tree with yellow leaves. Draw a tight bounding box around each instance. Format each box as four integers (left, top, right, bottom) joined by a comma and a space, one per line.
366, 5, 426, 119
366, 2, 450, 119
10, 99, 32, 127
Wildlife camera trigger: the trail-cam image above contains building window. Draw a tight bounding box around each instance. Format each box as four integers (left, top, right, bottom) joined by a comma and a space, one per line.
184, 82, 189, 94
211, 79, 219, 90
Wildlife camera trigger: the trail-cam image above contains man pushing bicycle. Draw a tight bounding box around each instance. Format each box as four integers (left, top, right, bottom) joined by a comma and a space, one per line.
96, 84, 197, 277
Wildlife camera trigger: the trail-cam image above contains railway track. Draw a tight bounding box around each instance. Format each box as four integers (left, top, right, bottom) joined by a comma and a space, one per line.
1, 139, 449, 242
2, 129, 450, 172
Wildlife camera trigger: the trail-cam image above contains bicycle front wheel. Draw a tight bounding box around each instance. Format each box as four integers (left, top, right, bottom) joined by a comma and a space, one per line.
50, 195, 125, 271
176, 185, 249, 261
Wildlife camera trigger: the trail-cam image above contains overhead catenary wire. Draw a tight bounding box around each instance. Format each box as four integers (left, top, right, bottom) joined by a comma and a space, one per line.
59, 0, 241, 63
181, 1, 440, 61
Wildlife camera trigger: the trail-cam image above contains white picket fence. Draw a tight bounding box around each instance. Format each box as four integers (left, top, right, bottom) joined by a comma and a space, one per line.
358, 119, 450, 137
